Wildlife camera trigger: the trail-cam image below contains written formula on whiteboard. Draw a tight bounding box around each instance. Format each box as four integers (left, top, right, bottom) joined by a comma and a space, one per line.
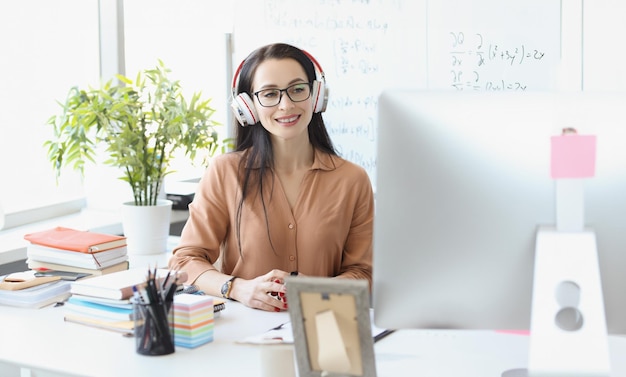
448, 31, 547, 91
427, 0, 560, 92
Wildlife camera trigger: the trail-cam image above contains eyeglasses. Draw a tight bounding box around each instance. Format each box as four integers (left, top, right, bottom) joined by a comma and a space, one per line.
253, 82, 312, 107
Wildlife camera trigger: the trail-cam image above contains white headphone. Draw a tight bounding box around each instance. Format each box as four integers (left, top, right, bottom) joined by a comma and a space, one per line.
230, 49, 328, 127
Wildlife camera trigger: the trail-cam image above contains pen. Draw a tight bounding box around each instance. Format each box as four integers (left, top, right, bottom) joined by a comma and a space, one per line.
164, 278, 178, 311
161, 269, 172, 297
374, 329, 395, 343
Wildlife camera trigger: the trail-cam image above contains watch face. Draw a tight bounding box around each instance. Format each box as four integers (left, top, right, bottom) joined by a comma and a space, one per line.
221, 277, 235, 298
221, 277, 234, 297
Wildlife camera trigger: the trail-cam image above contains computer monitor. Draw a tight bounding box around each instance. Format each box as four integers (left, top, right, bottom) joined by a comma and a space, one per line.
373, 90, 626, 337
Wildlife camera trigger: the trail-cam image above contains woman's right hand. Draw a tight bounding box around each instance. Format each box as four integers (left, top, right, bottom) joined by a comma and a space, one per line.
230, 269, 290, 312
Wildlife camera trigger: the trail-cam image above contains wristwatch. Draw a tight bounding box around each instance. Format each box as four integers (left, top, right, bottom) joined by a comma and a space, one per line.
220, 276, 236, 299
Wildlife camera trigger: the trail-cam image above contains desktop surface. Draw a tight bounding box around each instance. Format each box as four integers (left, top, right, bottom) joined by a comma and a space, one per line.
1, 301, 626, 377
0, 299, 290, 377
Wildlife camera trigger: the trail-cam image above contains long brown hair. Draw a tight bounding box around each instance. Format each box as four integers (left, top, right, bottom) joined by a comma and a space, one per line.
232, 43, 337, 255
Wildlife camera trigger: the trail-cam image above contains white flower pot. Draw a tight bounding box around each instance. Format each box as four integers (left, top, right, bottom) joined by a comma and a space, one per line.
121, 199, 172, 256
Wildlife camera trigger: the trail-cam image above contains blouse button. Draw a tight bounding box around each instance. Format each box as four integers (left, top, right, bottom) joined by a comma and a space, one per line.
288, 223, 294, 229
289, 255, 296, 261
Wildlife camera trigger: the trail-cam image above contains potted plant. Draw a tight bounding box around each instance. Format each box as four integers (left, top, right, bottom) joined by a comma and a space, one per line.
46, 60, 228, 255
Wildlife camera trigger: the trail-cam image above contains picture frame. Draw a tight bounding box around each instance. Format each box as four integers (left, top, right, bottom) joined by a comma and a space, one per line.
285, 276, 377, 377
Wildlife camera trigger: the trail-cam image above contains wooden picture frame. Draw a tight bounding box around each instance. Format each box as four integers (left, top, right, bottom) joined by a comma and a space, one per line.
285, 276, 376, 377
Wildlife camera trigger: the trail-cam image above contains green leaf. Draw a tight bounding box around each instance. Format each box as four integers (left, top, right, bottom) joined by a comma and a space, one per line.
44, 60, 226, 206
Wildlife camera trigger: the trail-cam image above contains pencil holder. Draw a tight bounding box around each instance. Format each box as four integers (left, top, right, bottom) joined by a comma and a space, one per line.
133, 300, 175, 356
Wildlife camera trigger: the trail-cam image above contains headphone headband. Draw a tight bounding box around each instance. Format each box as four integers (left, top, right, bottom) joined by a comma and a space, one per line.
230, 47, 328, 126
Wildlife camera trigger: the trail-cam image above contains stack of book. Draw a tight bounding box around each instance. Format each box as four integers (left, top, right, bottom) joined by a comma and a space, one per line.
63, 294, 135, 334
63, 268, 178, 335
24, 227, 129, 277
0, 270, 72, 309
62, 268, 226, 335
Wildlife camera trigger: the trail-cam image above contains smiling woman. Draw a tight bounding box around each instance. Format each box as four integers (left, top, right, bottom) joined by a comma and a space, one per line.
168, 43, 374, 314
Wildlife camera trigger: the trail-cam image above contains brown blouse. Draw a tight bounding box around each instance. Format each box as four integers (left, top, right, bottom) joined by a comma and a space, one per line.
168, 148, 374, 286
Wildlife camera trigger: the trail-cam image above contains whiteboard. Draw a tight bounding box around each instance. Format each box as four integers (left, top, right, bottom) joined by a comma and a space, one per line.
232, 0, 562, 189
427, 0, 561, 91
582, 0, 626, 91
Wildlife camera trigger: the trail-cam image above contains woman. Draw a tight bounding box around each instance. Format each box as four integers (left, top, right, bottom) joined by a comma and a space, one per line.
168, 43, 374, 312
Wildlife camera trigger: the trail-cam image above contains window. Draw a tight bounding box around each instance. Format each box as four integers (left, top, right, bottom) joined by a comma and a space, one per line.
122, 0, 232, 188
0, 0, 233, 230
0, 0, 100, 227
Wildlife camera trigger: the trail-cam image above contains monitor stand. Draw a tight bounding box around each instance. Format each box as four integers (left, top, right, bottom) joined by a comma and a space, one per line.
502, 226, 610, 377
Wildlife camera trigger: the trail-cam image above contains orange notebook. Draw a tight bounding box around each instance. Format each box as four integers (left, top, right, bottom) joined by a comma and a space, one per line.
24, 227, 126, 253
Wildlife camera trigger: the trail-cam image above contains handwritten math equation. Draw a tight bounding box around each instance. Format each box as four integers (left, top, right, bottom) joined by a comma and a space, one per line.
447, 31, 547, 91
333, 37, 381, 76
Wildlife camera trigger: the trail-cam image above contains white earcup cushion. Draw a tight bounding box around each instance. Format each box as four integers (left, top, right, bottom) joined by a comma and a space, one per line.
231, 93, 258, 126
311, 80, 327, 113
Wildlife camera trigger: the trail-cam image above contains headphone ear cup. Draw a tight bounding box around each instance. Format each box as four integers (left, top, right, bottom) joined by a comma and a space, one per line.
231, 93, 258, 126
311, 80, 328, 113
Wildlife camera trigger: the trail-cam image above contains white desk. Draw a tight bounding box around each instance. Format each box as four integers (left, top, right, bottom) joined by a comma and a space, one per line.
1, 301, 626, 377
0, 299, 290, 377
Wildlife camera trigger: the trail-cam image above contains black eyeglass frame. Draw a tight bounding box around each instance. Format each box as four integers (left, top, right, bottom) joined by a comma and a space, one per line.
253, 82, 313, 107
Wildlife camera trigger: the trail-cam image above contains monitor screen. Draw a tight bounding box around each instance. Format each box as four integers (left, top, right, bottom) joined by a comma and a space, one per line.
373, 90, 626, 335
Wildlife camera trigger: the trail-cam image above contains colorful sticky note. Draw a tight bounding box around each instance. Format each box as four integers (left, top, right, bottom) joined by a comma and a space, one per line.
550, 135, 596, 179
